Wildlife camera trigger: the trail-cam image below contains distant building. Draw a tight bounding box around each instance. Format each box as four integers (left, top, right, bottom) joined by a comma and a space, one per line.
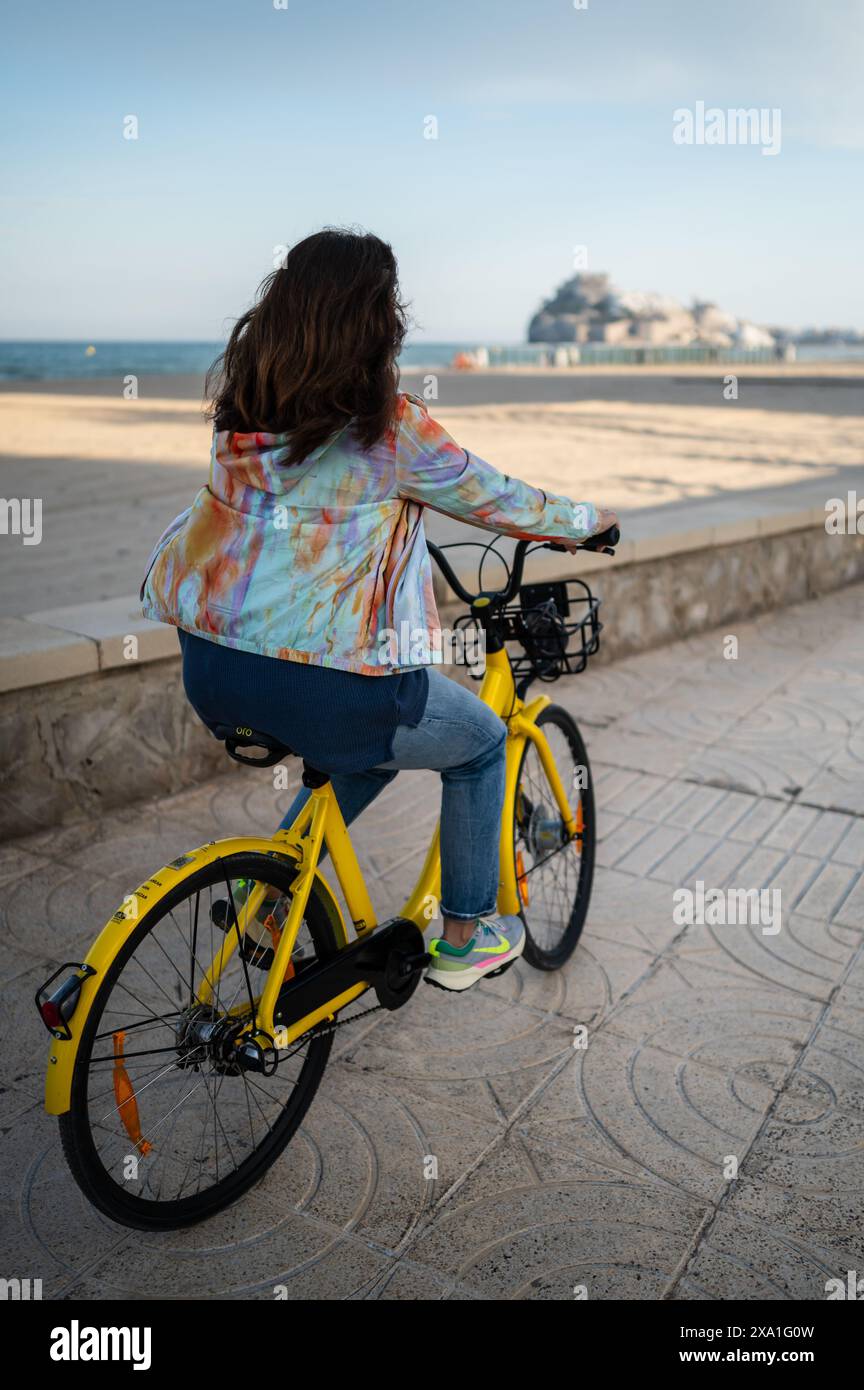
527, 273, 775, 350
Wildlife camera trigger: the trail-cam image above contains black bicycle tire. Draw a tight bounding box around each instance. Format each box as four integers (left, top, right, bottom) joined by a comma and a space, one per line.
512, 704, 596, 970
58, 852, 339, 1230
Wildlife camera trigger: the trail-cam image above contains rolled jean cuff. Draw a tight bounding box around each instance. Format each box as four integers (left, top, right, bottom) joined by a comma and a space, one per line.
439, 901, 498, 922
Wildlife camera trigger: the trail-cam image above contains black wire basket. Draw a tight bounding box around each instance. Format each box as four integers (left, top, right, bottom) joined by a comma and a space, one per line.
454, 577, 603, 683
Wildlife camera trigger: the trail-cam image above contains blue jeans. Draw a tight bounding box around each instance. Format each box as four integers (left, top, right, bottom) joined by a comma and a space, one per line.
279, 668, 507, 921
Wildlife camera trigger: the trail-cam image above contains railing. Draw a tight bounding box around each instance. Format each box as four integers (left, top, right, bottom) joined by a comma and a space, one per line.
482, 343, 784, 368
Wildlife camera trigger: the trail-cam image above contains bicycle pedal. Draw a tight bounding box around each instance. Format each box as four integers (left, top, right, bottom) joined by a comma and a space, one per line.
210, 896, 304, 972
423, 975, 467, 994
210, 897, 235, 930
483, 958, 517, 979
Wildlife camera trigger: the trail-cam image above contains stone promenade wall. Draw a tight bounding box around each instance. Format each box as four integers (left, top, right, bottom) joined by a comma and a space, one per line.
1, 515, 862, 841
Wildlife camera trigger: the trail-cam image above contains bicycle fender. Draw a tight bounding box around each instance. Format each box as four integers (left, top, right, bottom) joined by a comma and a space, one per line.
44, 834, 347, 1116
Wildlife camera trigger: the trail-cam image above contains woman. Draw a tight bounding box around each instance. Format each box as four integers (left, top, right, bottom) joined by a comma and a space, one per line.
141, 229, 616, 991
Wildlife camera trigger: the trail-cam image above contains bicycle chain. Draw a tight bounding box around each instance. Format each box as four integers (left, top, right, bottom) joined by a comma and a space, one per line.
308, 1001, 385, 1040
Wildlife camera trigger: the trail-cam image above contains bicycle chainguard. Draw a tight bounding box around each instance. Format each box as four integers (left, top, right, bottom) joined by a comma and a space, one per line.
274, 917, 429, 1027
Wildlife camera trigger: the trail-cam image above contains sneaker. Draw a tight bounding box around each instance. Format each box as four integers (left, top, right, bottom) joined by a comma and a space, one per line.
425, 915, 525, 992
210, 881, 290, 969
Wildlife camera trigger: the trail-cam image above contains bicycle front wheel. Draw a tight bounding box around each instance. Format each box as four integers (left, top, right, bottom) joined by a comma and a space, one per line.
58, 852, 340, 1229
511, 704, 596, 969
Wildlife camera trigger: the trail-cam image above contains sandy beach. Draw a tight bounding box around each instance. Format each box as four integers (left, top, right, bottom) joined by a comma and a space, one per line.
1, 364, 862, 617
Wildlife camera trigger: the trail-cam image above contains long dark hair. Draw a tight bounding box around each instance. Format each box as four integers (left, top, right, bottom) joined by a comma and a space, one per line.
206, 229, 408, 465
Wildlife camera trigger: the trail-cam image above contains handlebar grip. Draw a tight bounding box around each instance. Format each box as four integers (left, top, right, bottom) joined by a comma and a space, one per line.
582, 523, 620, 551
545, 524, 620, 555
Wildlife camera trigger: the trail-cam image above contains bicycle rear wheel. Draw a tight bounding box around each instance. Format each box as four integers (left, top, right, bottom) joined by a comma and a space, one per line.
59, 852, 340, 1229
511, 704, 595, 969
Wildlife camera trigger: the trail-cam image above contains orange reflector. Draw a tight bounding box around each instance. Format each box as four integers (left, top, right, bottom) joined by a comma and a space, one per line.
112, 1030, 152, 1157
262, 913, 295, 982
516, 850, 529, 907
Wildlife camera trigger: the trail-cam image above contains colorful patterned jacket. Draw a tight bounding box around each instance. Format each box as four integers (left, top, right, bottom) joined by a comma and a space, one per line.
141, 393, 601, 674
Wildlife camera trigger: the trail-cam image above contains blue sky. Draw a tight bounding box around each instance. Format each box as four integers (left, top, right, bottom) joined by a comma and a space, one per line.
1, 0, 861, 340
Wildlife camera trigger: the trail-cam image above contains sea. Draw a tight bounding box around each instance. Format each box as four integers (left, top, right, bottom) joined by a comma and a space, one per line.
0, 341, 489, 383
0, 339, 862, 383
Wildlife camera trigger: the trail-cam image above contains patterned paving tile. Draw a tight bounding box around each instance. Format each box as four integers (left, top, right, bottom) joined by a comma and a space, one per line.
1, 581, 863, 1298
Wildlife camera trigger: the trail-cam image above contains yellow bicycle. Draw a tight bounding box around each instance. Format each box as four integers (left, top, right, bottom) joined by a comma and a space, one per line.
36, 529, 618, 1228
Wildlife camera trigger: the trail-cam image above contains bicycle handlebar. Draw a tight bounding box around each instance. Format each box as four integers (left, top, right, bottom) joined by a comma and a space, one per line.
428, 524, 620, 608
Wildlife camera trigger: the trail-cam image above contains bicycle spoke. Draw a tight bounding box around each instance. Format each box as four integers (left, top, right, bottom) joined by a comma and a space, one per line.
515, 716, 592, 955
71, 858, 332, 1218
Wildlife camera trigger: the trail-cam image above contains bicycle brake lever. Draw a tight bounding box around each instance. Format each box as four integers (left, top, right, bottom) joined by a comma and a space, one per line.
545, 525, 619, 557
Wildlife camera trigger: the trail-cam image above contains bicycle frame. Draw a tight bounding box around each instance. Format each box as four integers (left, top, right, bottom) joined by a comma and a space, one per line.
43, 647, 578, 1114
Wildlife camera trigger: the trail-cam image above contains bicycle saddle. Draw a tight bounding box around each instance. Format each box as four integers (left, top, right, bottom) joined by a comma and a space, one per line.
212, 724, 329, 788
212, 723, 294, 768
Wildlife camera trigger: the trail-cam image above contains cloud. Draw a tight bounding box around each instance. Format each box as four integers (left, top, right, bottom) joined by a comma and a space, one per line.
445, 0, 864, 149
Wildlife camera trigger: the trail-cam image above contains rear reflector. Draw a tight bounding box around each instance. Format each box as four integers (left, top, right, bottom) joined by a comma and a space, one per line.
34, 963, 95, 1038
40, 999, 64, 1031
